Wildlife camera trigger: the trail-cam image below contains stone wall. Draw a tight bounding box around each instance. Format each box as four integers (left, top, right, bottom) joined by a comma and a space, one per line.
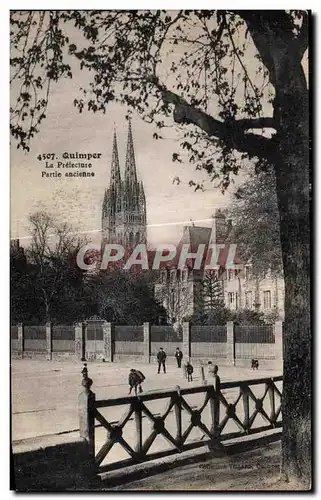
191, 342, 227, 358
11, 321, 283, 364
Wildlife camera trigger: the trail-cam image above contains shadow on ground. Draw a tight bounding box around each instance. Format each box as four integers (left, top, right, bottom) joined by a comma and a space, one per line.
12, 433, 307, 492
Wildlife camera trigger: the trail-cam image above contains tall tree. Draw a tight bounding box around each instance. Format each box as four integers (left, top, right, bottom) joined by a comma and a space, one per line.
154, 269, 193, 325
201, 270, 225, 312
10, 242, 32, 323
87, 270, 166, 325
10, 11, 310, 484
27, 211, 88, 322
227, 166, 283, 277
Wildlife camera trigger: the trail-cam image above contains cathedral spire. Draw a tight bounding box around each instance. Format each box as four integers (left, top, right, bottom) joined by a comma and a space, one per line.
102, 120, 147, 247
110, 128, 121, 189
125, 119, 138, 185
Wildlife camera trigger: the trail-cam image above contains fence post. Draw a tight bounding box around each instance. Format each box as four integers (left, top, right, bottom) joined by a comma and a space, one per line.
226, 321, 235, 365
75, 322, 85, 361
274, 320, 283, 361
143, 322, 150, 363
17, 323, 24, 359
200, 365, 206, 384
78, 365, 96, 475
46, 322, 52, 361
103, 321, 113, 362
83, 322, 88, 360
183, 322, 191, 361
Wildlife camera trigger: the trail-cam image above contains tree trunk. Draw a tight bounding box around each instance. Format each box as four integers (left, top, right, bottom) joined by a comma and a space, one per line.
274, 78, 311, 486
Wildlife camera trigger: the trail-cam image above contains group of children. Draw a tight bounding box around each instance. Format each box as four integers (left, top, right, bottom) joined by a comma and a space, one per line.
128, 350, 220, 395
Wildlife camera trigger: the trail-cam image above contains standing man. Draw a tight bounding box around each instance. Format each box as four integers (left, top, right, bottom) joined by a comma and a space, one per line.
157, 347, 167, 374
175, 347, 183, 368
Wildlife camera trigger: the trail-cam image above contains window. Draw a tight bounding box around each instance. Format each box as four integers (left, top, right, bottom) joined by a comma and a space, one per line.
245, 291, 253, 308
228, 269, 234, 281
245, 266, 252, 280
263, 290, 271, 309
161, 270, 167, 284
228, 292, 238, 309
170, 269, 176, 282
181, 269, 188, 281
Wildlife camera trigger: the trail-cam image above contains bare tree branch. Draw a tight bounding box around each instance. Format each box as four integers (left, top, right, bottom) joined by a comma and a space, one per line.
151, 79, 275, 162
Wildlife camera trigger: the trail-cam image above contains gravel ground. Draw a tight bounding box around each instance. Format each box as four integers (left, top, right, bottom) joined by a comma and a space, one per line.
110, 441, 306, 491
11, 359, 290, 492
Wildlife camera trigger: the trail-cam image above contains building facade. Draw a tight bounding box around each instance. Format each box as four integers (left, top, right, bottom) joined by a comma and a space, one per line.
155, 210, 228, 324
102, 121, 147, 247
155, 210, 285, 323
223, 267, 285, 321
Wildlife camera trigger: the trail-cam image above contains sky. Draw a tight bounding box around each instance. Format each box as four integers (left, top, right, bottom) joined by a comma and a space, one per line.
10, 71, 235, 248
10, 95, 232, 247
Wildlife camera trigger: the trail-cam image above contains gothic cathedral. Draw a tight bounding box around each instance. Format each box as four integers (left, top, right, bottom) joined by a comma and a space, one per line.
102, 121, 147, 247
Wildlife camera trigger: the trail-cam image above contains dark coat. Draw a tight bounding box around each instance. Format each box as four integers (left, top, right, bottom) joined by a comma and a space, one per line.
157, 350, 167, 362
186, 364, 193, 375
175, 350, 183, 359
128, 369, 145, 388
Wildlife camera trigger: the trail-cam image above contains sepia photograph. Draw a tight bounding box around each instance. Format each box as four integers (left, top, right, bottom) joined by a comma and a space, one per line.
9, 8, 311, 492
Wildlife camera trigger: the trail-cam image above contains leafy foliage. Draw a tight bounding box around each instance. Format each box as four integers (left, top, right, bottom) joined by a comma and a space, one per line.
10, 211, 166, 325
227, 166, 283, 276
15, 212, 90, 323
86, 270, 167, 325
186, 306, 266, 326
230, 308, 266, 325
10, 10, 306, 188
186, 307, 230, 326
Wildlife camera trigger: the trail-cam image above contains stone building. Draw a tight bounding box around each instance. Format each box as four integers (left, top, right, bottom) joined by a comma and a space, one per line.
154, 226, 211, 324
223, 266, 285, 321
154, 210, 229, 324
102, 121, 147, 247
10, 238, 26, 262
155, 209, 285, 323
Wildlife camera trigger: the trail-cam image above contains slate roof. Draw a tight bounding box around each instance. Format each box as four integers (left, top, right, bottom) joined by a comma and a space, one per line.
157, 224, 241, 270
180, 226, 212, 249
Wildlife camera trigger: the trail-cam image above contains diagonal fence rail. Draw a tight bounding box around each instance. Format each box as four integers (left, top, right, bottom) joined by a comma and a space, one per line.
79, 374, 282, 474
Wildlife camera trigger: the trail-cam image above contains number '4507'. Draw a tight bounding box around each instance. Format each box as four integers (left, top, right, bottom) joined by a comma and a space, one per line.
37, 153, 55, 161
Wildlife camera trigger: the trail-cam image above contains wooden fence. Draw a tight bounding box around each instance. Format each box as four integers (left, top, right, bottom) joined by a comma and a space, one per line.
79, 373, 283, 474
